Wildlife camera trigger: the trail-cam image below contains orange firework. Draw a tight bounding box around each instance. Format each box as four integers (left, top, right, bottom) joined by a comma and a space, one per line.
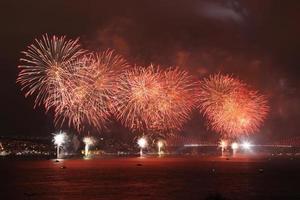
54, 50, 129, 131
113, 65, 196, 133
17, 34, 86, 110
113, 65, 162, 131
17, 35, 129, 132
198, 74, 269, 138
151, 67, 197, 131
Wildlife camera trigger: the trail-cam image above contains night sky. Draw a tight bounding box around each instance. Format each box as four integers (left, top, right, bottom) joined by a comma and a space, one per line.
1, 0, 299, 141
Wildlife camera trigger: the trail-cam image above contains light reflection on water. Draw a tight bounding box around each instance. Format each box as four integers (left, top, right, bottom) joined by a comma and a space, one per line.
0, 157, 300, 200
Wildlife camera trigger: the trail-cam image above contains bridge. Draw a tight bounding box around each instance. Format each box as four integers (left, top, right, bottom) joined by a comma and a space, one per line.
165, 135, 300, 148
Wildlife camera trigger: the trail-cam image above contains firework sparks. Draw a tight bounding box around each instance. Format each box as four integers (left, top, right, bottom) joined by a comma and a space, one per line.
17, 35, 196, 134
153, 67, 197, 131
83, 137, 95, 156
113, 65, 196, 133
157, 140, 165, 155
54, 50, 128, 131
198, 74, 269, 138
137, 137, 148, 156
113, 65, 163, 131
17, 35, 129, 132
17, 34, 86, 110
53, 131, 67, 159
231, 142, 239, 155
219, 139, 228, 155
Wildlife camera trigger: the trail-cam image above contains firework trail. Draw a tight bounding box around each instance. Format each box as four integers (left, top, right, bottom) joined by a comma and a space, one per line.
17, 34, 86, 110
54, 50, 128, 131
113, 65, 196, 133
198, 74, 269, 138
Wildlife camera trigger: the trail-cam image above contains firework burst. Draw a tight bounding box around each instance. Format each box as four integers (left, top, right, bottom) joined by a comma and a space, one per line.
83, 136, 96, 156
53, 131, 67, 159
17, 34, 86, 110
152, 67, 197, 131
198, 74, 269, 138
17, 35, 129, 132
54, 50, 129, 131
113, 65, 162, 131
113, 65, 196, 133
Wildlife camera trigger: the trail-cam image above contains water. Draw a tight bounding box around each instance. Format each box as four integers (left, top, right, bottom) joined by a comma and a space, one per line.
0, 156, 299, 200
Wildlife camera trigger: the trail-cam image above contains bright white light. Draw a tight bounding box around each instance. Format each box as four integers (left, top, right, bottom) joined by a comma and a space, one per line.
137, 137, 147, 149
53, 132, 66, 146
83, 137, 95, 157
231, 142, 239, 150
219, 140, 228, 149
53, 131, 67, 159
83, 137, 94, 146
157, 141, 164, 148
157, 140, 164, 155
242, 141, 251, 150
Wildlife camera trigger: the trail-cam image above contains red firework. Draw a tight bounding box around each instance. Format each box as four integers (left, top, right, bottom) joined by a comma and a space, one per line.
17, 34, 128, 132
113, 65, 162, 131
151, 67, 197, 131
54, 50, 129, 131
17, 34, 86, 110
198, 74, 269, 138
113, 65, 196, 133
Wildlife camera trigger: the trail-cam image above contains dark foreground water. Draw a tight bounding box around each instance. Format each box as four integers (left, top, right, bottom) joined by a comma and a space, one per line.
0, 156, 299, 200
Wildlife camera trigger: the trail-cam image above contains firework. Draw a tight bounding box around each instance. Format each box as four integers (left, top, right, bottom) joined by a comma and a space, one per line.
152, 67, 197, 131
113, 65, 196, 133
198, 74, 269, 138
53, 131, 67, 159
113, 65, 163, 131
219, 140, 228, 156
54, 50, 128, 131
17, 34, 86, 110
157, 140, 165, 155
231, 142, 239, 155
137, 137, 148, 156
17, 34, 129, 131
17, 35, 196, 133
83, 137, 95, 157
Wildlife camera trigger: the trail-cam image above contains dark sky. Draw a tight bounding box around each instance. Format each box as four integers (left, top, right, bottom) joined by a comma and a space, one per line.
0, 0, 299, 141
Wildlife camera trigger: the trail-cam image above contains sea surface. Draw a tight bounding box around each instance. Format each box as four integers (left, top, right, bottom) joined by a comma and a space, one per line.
0, 156, 299, 200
